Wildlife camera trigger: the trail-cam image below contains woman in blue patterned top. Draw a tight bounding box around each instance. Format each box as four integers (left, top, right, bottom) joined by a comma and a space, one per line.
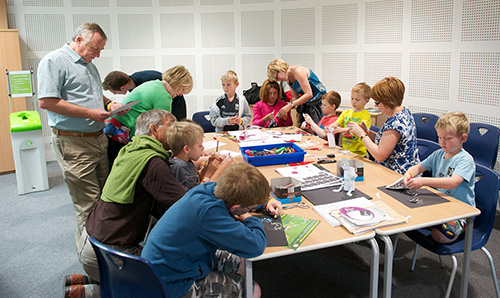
349, 77, 419, 174
267, 59, 326, 125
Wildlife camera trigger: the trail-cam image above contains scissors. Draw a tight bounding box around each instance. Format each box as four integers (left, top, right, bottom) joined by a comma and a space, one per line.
282, 201, 309, 210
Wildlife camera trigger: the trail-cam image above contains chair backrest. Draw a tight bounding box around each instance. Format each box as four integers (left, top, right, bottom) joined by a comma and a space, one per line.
192, 111, 215, 133
413, 113, 439, 143
88, 236, 169, 298
416, 138, 441, 161
463, 122, 500, 169
471, 164, 500, 248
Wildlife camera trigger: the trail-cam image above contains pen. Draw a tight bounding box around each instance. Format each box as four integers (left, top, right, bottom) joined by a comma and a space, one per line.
406, 171, 413, 180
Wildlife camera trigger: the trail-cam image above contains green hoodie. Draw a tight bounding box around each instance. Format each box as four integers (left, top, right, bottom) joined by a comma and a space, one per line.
101, 135, 170, 204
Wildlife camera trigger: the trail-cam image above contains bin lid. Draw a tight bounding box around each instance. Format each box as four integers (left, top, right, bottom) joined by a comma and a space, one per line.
10, 111, 42, 132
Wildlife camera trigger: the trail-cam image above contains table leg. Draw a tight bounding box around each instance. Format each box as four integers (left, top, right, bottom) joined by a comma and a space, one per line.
379, 235, 393, 298
460, 217, 474, 298
368, 238, 380, 298
245, 259, 253, 298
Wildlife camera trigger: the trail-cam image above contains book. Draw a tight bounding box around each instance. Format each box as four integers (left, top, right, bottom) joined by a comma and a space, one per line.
328, 198, 409, 235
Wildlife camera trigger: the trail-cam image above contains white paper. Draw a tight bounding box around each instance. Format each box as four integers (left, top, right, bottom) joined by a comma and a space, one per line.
109, 99, 143, 116
203, 140, 227, 150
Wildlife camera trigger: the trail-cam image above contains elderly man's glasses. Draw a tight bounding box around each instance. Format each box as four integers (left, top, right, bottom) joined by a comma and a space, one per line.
374, 101, 381, 106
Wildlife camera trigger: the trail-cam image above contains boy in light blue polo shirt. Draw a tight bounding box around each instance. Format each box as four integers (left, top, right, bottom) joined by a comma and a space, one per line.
403, 111, 475, 243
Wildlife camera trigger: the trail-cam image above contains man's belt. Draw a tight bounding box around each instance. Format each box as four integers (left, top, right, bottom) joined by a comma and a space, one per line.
52, 128, 103, 137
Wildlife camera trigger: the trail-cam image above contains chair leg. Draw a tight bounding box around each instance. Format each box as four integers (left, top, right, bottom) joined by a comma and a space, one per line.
444, 255, 457, 298
393, 233, 400, 252
410, 244, 419, 271
480, 247, 500, 298
438, 255, 444, 268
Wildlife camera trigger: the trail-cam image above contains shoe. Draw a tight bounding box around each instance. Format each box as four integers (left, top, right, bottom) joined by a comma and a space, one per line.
64, 274, 91, 287
64, 284, 85, 298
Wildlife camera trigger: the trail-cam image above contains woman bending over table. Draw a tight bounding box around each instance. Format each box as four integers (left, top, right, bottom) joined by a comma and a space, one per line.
252, 79, 293, 128
267, 59, 326, 125
348, 77, 419, 174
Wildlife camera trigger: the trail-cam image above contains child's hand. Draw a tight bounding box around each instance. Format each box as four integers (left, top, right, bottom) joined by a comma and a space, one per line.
203, 159, 220, 178
228, 116, 238, 125
266, 198, 282, 216
403, 171, 413, 185
303, 113, 313, 125
333, 127, 349, 134
405, 177, 424, 189
263, 112, 274, 123
233, 212, 252, 222
300, 121, 308, 130
347, 122, 365, 137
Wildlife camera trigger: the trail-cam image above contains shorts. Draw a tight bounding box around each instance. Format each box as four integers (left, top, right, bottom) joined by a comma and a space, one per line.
434, 219, 466, 240
182, 250, 245, 298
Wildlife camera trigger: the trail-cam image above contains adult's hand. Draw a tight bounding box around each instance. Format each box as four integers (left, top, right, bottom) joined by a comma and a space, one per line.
109, 102, 129, 116
347, 122, 365, 137
86, 108, 112, 122
277, 102, 292, 119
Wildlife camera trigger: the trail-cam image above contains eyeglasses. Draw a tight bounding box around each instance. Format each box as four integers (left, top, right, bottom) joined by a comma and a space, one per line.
374, 101, 381, 106
230, 204, 258, 216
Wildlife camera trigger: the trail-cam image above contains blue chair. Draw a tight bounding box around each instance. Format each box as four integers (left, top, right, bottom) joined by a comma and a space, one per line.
463, 122, 500, 169
405, 164, 500, 298
413, 113, 439, 143
416, 138, 441, 177
417, 138, 441, 161
89, 236, 169, 298
192, 111, 215, 133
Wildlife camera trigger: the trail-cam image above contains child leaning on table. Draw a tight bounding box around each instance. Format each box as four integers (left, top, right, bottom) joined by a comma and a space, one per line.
403, 111, 475, 243
167, 120, 233, 191
141, 163, 282, 298
301, 90, 341, 138
209, 70, 252, 132
332, 82, 372, 156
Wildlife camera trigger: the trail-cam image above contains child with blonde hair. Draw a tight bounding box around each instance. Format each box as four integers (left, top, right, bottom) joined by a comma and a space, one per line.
210, 70, 252, 132
333, 82, 372, 156
403, 111, 475, 243
167, 121, 229, 190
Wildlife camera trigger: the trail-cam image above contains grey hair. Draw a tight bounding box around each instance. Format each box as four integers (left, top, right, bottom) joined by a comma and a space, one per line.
135, 109, 176, 136
72, 23, 107, 44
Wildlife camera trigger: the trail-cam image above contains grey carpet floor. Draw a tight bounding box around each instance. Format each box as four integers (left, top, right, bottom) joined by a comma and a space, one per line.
1, 161, 499, 297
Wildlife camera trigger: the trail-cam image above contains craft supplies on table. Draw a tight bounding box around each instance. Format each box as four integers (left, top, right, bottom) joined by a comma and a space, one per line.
275, 164, 343, 191
240, 143, 305, 167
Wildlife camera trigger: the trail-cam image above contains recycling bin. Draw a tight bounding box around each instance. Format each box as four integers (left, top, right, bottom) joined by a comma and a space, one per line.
10, 111, 49, 195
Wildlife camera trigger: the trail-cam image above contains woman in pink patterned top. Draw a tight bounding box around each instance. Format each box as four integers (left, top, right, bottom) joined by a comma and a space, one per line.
252, 79, 293, 128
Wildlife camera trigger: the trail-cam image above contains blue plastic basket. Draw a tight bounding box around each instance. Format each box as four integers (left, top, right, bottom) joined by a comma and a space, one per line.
240, 143, 306, 167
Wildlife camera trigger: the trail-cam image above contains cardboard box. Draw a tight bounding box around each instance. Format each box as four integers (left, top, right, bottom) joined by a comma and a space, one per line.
270, 177, 302, 204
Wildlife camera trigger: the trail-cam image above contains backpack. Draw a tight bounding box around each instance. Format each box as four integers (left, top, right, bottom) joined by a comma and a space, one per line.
243, 82, 261, 105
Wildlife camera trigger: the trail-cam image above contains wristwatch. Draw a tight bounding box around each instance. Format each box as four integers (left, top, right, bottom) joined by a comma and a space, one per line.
360, 134, 368, 140
290, 101, 295, 108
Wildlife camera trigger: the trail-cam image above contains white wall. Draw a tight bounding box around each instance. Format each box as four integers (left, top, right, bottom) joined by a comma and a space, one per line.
6, 0, 500, 169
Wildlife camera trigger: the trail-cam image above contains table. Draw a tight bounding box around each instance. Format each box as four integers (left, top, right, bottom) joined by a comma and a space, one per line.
205, 127, 479, 298
205, 129, 380, 298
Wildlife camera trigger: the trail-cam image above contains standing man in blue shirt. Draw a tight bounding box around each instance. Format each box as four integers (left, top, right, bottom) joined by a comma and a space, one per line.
37, 23, 127, 246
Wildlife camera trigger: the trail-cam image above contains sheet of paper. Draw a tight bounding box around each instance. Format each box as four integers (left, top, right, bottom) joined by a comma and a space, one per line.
203, 140, 226, 150
218, 149, 241, 157
109, 99, 143, 116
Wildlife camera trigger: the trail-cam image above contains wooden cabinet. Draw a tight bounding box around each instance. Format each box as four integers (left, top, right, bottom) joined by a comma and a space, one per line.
0, 30, 27, 174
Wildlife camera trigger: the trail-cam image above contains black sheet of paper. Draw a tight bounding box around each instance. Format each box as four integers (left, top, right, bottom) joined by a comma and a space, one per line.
377, 186, 449, 208
302, 187, 372, 205
255, 214, 288, 247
